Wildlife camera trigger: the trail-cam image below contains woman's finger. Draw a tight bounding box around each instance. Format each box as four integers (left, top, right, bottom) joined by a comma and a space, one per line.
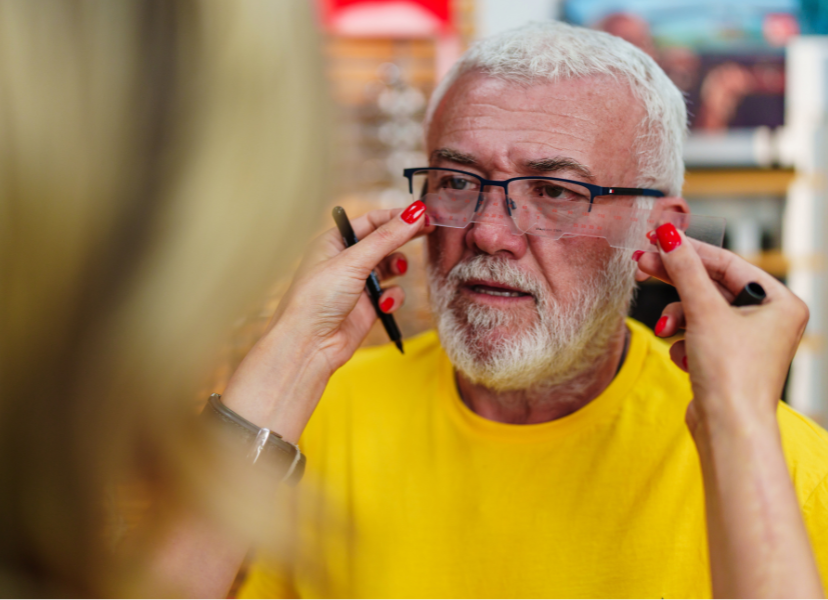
653, 223, 729, 322
349, 205, 433, 244
655, 302, 685, 337
639, 233, 786, 301
374, 252, 408, 282
636, 247, 736, 301
349, 208, 400, 239
334, 200, 427, 281
377, 286, 405, 314
669, 339, 688, 372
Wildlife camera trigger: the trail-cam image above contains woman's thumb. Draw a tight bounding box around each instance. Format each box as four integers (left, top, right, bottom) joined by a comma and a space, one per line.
339, 200, 426, 277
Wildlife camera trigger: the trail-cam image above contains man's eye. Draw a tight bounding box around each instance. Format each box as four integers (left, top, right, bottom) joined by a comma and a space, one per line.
441, 177, 471, 190
530, 183, 588, 202
536, 185, 565, 198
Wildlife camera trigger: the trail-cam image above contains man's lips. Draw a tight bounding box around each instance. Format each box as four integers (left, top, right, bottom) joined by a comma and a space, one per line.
461, 279, 533, 300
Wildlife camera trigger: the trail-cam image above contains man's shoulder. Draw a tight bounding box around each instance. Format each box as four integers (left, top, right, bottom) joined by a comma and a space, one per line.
627, 318, 680, 367
342, 329, 443, 375
328, 329, 444, 399
303, 330, 445, 443
778, 403, 828, 496
626, 317, 693, 396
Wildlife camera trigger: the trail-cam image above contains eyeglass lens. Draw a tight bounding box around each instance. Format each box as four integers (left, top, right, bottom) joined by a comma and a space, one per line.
410, 168, 595, 233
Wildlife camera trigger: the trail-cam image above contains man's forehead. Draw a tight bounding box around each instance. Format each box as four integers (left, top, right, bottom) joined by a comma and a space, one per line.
431, 72, 640, 136
426, 71, 643, 180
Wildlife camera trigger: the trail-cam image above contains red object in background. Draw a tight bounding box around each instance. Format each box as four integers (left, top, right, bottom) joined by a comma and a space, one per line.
319, 0, 453, 37
763, 13, 799, 47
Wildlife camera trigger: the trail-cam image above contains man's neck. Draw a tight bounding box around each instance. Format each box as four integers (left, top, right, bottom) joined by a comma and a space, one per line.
455, 321, 630, 425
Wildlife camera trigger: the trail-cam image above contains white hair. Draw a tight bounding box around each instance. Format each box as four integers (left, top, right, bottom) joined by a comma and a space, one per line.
427, 247, 637, 392
425, 20, 687, 196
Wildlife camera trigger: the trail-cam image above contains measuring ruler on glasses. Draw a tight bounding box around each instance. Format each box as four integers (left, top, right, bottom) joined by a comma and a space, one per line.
419, 190, 725, 252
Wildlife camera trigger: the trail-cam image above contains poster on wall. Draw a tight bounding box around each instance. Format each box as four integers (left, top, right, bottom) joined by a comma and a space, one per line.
564, 0, 799, 131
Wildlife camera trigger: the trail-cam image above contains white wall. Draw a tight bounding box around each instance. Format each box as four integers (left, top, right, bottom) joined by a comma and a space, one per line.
475, 0, 562, 39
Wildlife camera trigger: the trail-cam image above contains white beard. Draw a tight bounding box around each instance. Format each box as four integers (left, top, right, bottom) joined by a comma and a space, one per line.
427, 247, 637, 392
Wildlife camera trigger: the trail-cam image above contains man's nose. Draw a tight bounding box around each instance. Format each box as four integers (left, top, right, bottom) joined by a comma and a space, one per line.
465, 193, 528, 258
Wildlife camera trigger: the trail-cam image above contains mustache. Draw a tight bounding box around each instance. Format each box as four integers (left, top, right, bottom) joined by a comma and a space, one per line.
446, 255, 546, 300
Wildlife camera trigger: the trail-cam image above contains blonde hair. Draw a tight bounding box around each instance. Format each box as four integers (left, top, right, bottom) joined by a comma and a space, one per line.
0, 0, 328, 594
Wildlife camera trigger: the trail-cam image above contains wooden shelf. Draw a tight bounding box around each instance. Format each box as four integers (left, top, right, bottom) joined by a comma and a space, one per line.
745, 250, 788, 278
683, 168, 794, 197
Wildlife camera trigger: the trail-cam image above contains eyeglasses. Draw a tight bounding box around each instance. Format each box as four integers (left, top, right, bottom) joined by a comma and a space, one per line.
400, 167, 727, 251
402, 166, 666, 240
402, 167, 665, 207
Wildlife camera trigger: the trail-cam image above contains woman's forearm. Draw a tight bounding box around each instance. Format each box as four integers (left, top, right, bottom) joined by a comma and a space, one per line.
138, 509, 249, 598
693, 409, 823, 598
220, 317, 333, 443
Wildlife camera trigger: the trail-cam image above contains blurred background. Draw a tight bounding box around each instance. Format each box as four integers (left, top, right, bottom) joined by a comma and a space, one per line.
218, 0, 828, 428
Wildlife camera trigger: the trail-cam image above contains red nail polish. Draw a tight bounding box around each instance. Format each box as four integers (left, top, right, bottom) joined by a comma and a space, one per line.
424, 213, 431, 227
681, 355, 688, 370
396, 258, 408, 275
401, 200, 426, 224
380, 297, 394, 313
656, 223, 681, 253
654, 316, 668, 336
646, 230, 657, 244
631, 250, 644, 262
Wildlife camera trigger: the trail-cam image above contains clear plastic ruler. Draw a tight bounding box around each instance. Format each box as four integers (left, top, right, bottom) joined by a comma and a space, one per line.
420, 190, 725, 252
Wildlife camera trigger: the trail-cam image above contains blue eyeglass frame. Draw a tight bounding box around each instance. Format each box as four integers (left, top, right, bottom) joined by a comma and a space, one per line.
402, 167, 665, 212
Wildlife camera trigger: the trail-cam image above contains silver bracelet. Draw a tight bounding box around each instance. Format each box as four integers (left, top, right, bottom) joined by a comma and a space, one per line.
204, 393, 305, 485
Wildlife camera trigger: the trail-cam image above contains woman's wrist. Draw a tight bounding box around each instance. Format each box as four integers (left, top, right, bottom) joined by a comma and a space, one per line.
220, 319, 332, 443
689, 395, 780, 457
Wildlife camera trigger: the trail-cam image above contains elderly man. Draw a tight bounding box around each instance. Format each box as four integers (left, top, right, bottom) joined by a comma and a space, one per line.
240, 21, 828, 598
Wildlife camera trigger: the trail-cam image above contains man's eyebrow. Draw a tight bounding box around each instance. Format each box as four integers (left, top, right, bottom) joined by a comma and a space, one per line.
524, 157, 595, 181
430, 147, 478, 166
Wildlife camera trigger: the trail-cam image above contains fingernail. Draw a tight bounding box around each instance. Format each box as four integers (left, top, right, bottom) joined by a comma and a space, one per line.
631, 250, 644, 262
424, 213, 431, 227
396, 257, 408, 275
380, 297, 394, 313
681, 355, 688, 370
656, 223, 681, 253
654, 316, 668, 336
401, 200, 426, 224
646, 230, 657, 244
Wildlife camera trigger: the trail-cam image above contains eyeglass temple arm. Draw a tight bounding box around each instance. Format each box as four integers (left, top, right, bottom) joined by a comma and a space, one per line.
403, 169, 414, 194
596, 187, 665, 198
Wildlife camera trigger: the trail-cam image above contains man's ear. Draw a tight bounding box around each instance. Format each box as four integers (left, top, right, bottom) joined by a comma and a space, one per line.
654, 195, 690, 214
634, 196, 690, 283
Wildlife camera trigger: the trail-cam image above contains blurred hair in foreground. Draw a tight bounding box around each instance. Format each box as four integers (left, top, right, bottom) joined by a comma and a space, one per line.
0, 0, 328, 595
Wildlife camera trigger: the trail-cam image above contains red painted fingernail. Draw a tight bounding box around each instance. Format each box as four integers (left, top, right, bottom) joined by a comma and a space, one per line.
681, 355, 688, 370
401, 200, 426, 224
646, 230, 657, 243
396, 257, 408, 275
656, 223, 681, 253
654, 316, 668, 336
424, 213, 431, 227
380, 297, 394, 312
631, 250, 644, 262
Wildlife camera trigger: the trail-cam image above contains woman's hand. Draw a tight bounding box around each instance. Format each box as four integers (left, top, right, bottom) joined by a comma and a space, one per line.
221, 200, 431, 441
636, 224, 808, 435
268, 201, 430, 373
636, 223, 822, 598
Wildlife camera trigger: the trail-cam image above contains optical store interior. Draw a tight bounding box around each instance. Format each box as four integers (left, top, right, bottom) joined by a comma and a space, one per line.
217, 0, 828, 427
10, 1, 828, 597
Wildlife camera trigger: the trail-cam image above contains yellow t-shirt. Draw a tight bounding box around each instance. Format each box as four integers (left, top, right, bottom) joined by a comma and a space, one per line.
240, 319, 828, 599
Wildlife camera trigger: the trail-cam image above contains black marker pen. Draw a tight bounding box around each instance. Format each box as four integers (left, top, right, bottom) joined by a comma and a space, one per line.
332, 206, 404, 354
732, 282, 766, 307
